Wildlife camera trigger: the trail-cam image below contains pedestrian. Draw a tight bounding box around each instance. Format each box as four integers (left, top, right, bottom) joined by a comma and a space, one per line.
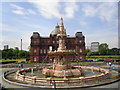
111, 64, 115, 70
18, 64, 21, 68
21, 64, 23, 68
52, 80, 56, 89
109, 62, 112, 70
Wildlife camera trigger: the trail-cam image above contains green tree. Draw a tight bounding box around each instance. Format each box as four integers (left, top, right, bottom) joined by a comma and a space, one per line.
0, 49, 2, 60
2, 47, 30, 60
99, 43, 108, 55
8, 48, 14, 59
91, 51, 99, 55
13, 47, 19, 59
85, 48, 91, 56
107, 48, 120, 55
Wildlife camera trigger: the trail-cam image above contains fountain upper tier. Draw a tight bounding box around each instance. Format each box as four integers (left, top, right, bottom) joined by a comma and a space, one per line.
48, 17, 76, 55
48, 50, 76, 55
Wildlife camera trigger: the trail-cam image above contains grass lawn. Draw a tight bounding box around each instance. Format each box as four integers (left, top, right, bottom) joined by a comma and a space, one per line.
72, 61, 119, 65
86, 55, 120, 61
86, 55, 120, 58
0, 58, 26, 62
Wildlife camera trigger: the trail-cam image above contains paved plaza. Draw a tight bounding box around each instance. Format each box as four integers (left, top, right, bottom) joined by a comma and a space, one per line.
0, 64, 120, 90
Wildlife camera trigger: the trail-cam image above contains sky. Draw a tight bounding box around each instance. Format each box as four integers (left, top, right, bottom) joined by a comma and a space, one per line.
0, 0, 119, 51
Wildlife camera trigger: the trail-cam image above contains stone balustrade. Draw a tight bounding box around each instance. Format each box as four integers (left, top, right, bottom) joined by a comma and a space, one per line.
16, 66, 110, 85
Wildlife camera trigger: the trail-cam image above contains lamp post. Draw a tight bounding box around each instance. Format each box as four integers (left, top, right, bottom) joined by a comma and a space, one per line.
52, 80, 56, 89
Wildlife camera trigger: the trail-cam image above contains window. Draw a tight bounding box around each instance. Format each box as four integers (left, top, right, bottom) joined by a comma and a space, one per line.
79, 40, 82, 43
44, 49, 46, 54
53, 41, 55, 44
80, 57, 82, 60
34, 57, 36, 62
34, 41, 37, 44
49, 46, 52, 51
46, 49, 48, 53
34, 49, 36, 53
80, 49, 82, 53
40, 49, 42, 54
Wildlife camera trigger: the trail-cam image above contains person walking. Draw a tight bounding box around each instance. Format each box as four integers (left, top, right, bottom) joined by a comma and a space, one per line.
18, 64, 21, 68
21, 64, 23, 68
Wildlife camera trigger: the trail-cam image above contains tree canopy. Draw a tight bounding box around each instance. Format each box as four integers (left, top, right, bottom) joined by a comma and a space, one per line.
99, 43, 108, 55
2, 47, 29, 60
86, 43, 120, 56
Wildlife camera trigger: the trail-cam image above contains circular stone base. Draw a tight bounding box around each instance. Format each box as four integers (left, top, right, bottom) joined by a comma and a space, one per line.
42, 67, 82, 77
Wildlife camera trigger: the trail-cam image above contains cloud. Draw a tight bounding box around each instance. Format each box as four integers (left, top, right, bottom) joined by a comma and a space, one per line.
28, 0, 61, 18
27, 9, 36, 15
64, 2, 79, 18
97, 3, 117, 22
82, 4, 96, 17
12, 10, 25, 15
28, 0, 79, 19
10, 4, 36, 15
10, 4, 25, 15
82, 2, 117, 22
10, 4, 24, 10
1, 0, 119, 2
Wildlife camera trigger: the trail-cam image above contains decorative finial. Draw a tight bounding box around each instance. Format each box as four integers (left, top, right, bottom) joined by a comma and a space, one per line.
60, 16, 63, 26
60, 16, 63, 20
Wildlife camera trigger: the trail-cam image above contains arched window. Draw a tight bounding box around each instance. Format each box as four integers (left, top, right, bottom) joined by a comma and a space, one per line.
80, 49, 82, 53
49, 46, 52, 51
34, 49, 36, 53
34, 57, 36, 62
80, 57, 82, 60
40, 49, 42, 54
44, 49, 46, 54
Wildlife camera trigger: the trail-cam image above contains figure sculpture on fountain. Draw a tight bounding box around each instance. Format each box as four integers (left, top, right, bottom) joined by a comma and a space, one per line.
57, 17, 66, 51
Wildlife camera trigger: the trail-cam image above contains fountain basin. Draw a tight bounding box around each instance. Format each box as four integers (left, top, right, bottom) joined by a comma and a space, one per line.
15, 66, 110, 85
42, 67, 82, 77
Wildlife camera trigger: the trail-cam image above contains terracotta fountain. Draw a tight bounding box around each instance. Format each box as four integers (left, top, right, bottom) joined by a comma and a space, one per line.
13, 17, 111, 88
42, 17, 82, 77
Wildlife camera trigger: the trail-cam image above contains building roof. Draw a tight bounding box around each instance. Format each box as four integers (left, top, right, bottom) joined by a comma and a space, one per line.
50, 24, 59, 36
75, 32, 84, 37
31, 32, 40, 38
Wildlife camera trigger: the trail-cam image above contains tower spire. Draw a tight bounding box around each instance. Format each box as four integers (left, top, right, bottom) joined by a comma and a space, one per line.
60, 16, 63, 26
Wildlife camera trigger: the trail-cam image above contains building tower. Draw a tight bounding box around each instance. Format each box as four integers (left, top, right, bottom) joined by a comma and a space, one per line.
21, 39, 22, 50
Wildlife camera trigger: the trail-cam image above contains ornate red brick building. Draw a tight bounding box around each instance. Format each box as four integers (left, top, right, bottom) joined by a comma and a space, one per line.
30, 20, 86, 63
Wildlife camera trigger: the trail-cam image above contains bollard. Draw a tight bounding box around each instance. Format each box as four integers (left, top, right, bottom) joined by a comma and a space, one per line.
32, 76, 36, 84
